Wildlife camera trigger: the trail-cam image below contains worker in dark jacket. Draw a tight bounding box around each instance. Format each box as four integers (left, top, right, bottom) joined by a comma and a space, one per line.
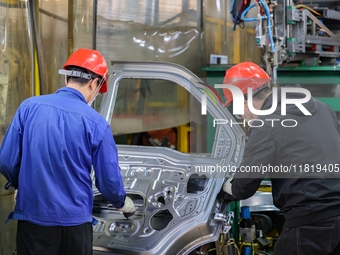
0, 48, 135, 255
221, 62, 340, 255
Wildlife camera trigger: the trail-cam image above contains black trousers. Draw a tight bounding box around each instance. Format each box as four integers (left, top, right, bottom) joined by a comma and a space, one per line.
274, 216, 340, 255
16, 220, 93, 255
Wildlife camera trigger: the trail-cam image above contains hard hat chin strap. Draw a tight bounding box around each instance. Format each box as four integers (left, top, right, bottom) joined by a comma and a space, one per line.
97, 76, 105, 89
88, 79, 104, 107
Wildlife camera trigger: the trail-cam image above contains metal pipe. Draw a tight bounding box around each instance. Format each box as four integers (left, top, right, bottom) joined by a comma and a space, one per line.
39, 8, 68, 23
286, 0, 291, 38
27, 0, 35, 96
68, 0, 74, 57
32, 0, 44, 95
272, 66, 278, 87
199, 0, 205, 64
154, 0, 159, 26
92, 0, 97, 50
145, 0, 153, 26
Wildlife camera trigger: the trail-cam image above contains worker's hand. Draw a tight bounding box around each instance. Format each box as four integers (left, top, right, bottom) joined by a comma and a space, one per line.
223, 178, 233, 195
219, 192, 237, 201
218, 186, 237, 201
117, 196, 136, 213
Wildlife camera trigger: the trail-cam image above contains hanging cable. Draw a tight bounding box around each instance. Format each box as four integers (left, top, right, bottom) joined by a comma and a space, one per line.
230, 0, 236, 21
241, 3, 267, 22
258, 0, 275, 52
231, 0, 275, 52
231, 0, 241, 30
221, 238, 241, 255
231, 0, 249, 30
295, 4, 321, 16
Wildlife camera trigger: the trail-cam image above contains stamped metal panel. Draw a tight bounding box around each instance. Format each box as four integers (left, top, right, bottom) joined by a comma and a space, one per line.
93, 61, 245, 255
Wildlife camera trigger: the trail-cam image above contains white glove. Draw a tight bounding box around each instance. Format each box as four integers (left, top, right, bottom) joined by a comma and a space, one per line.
223, 178, 233, 195
117, 196, 136, 213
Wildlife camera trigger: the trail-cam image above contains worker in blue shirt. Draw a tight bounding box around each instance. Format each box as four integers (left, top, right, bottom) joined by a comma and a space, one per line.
0, 48, 135, 255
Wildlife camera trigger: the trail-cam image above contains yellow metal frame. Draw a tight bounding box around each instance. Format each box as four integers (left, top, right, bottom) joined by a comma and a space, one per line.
34, 48, 40, 96
0, 0, 17, 4
177, 124, 191, 153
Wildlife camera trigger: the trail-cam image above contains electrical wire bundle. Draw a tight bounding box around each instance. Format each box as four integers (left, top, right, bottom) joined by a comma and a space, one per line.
230, 0, 275, 52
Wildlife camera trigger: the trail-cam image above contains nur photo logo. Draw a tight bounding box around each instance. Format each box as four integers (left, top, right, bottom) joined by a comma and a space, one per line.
201, 85, 312, 128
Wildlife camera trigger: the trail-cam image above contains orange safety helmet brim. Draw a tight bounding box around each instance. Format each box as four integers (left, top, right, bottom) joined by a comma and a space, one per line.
63, 48, 109, 93
223, 62, 270, 106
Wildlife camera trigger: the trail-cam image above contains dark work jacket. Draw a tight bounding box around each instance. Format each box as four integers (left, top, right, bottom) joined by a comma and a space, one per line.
231, 85, 340, 227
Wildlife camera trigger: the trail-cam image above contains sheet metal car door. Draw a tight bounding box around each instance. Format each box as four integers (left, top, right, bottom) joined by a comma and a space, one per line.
92, 61, 245, 255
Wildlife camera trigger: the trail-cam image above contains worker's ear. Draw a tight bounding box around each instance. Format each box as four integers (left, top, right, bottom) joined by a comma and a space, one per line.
89, 78, 99, 91
244, 100, 249, 111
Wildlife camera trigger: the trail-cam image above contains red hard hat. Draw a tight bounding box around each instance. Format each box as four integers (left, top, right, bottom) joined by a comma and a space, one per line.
223, 62, 270, 106
63, 48, 109, 93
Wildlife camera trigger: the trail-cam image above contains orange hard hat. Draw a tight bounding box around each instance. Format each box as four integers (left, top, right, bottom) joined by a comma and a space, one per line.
223, 62, 270, 106
63, 48, 109, 93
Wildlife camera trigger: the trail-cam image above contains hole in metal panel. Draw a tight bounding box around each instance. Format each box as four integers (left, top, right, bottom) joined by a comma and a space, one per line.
187, 174, 208, 194
157, 196, 165, 205
150, 209, 173, 230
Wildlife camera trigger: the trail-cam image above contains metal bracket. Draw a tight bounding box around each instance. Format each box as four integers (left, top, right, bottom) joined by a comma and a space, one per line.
214, 211, 234, 234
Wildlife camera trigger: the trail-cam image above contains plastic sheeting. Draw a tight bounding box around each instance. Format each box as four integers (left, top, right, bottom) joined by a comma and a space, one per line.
0, 2, 32, 141
34, 0, 262, 111
26, 0, 262, 151
94, 0, 204, 136
35, 0, 262, 95
39, 0, 95, 94
96, 0, 202, 76
0, 0, 265, 154
0, 2, 32, 254
39, 0, 71, 94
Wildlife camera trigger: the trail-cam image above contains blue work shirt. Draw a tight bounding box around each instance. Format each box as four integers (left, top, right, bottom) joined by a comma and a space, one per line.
0, 87, 126, 226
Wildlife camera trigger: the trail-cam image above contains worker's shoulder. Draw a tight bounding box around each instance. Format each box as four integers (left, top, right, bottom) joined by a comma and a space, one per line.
81, 105, 109, 126
17, 95, 51, 111
19, 94, 109, 128
19, 93, 55, 105
315, 98, 334, 112
21, 94, 46, 101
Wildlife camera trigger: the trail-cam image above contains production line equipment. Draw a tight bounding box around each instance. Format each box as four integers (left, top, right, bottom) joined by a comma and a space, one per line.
231, 0, 340, 85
